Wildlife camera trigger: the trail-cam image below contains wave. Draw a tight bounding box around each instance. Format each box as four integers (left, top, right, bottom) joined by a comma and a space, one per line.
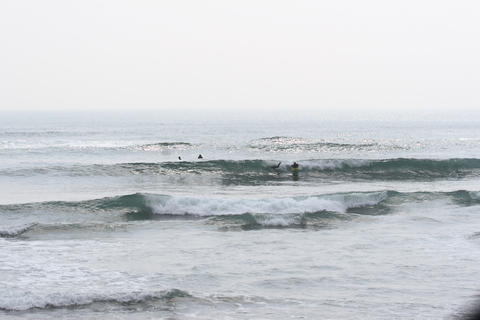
0, 288, 267, 313
0, 130, 99, 137
295, 158, 480, 180
0, 288, 191, 311
144, 191, 389, 216
0, 191, 389, 216
249, 136, 388, 152
0, 140, 194, 151
297, 158, 480, 174
0, 222, 131, 239
2, 190, 479, 232
133, 141, 193, 151
3, 158, 480, 182
0, 191, 389, 219
0, 223, 36, 238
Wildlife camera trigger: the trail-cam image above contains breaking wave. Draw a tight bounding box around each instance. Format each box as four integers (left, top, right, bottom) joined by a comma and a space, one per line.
0, 191, 389, 217
0, 223, 36, 238
2, 158, 480, 182
1, 190, 479, 233
143, 191, 388, 216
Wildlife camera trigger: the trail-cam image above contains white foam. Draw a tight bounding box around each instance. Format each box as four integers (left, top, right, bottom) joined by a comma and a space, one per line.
145, 192, 387, 216
0, 223, 36, 237
0, 239, 177, 311
1, 284, 174, 311
298, 159, 371, 170
252, 214, 303, 227
470, 191, 480, 200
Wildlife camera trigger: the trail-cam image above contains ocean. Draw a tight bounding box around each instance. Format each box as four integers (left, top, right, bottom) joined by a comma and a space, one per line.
1, 110, 480, 319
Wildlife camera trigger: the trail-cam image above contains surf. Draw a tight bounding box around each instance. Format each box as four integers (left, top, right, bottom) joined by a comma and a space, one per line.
2, 158, 480, 183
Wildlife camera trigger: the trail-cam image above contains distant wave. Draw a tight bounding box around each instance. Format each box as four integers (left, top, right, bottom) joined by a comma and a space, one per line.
249, 136, 387, 152
2, 190, 479, 234
0, 140, 194, 151
133, 142, 193, 151
3, 158, 480, 182
257, 136, 296, 141
0, 130, 99, 137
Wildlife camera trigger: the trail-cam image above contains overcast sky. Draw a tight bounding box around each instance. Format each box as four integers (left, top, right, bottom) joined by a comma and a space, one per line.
0, 0, 479, 112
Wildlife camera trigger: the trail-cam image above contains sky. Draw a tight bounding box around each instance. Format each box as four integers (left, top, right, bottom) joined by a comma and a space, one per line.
0, 0, 479, 113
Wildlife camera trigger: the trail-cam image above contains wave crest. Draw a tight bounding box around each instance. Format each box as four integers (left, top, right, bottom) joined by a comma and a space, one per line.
134, 142, 193, 151
3, 158, 480, 182
145, 191, 388, 216
249, 136, 381, 152
2, 190, 480, 232
0, 223, 36, 238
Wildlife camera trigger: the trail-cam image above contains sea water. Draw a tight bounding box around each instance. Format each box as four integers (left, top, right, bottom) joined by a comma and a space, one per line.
1, 110, 480, 319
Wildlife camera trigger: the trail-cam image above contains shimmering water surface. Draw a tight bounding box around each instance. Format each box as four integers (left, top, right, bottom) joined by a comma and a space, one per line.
1, 111, 480, 319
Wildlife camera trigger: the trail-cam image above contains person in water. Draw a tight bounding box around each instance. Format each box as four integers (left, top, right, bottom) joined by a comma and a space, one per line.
271, 162, 281, 169
198, 154, 203, 159
178, 156, 182, 160
291, 162, 299, 169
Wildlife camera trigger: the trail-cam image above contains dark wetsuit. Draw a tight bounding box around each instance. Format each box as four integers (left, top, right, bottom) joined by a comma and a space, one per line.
271, 162, 281, 169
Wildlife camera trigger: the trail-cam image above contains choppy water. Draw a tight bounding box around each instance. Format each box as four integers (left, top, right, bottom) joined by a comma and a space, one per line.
1, 111, 480, 319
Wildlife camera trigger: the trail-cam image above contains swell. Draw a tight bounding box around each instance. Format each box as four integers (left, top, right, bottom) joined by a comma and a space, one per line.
2, 190, 479, 216
1, 190, 479, 235
0, 191, 390, 216
133, 141, 193, 151
296, 158, 480, 180
246, 135, 427, 154
0, 130, 100, 137
2, 158, 480, 182
0, 140, 193, 151
249, 136, 381, 152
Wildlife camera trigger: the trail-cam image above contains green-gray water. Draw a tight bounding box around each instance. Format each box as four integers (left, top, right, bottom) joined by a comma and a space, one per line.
1, 112, 480, 319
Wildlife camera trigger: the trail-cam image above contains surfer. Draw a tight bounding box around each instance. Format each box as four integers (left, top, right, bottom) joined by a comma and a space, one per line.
291, 162, 299, 181
178, 156, 182, 160
271, 162, 281, 169
198, 154, 203, 159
